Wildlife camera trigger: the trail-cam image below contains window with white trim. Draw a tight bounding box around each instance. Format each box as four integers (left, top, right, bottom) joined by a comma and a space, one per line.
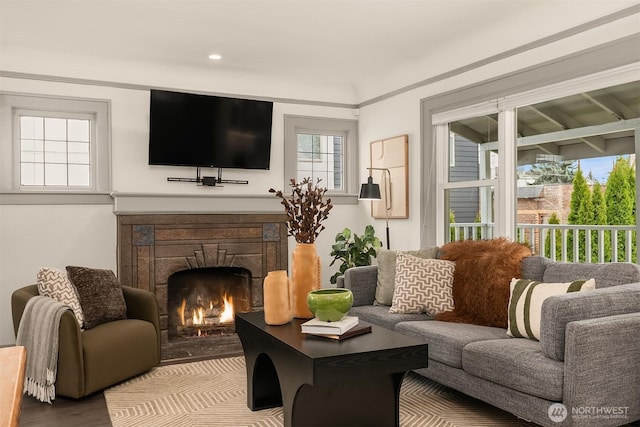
432, 66, 640, 252
18, 112, 93, 188
0, 94, 110, 193
284, 115, 358, 201
296, 131, 344, 190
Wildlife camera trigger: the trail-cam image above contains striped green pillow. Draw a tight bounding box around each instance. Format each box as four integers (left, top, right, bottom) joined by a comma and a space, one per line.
507, 278, 595, 340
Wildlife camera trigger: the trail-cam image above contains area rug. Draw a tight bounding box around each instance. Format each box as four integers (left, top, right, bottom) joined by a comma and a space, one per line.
105, 356, 533, 427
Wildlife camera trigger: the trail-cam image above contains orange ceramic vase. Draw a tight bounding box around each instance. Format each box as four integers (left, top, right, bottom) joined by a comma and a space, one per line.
263, 270, 293, 325
291, 243, 321, 318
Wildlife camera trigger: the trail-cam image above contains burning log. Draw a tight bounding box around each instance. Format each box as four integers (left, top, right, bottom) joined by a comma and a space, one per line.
176, 324, 235, 338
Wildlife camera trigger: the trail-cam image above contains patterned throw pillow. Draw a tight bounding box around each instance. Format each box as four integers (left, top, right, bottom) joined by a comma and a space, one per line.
374, 248, 440, 306
37, 267, 85, 327
389, 253, 455, 315
507, 278, 596, 340
66, 266, 127, 329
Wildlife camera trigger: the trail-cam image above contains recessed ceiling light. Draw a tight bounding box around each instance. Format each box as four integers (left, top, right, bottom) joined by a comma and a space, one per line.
208, 54, 222, 60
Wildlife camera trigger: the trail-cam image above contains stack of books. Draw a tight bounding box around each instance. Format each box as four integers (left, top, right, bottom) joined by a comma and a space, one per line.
300, 316, 372, 341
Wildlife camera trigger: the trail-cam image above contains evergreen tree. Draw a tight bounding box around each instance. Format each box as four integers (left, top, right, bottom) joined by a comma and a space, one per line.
605, 157, 636, 261
567, 168, 591, 262
628, 158, 636, 220
591, 181, 609, 262
528, 161, 576, 184
544, 212, 562, 260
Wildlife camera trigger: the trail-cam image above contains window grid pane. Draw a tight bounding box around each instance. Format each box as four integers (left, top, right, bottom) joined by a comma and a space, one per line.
19, 116, 91, 187
296, 133, 343, 190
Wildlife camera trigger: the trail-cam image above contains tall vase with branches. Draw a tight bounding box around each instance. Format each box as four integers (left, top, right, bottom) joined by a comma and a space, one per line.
269, 178, 333, 318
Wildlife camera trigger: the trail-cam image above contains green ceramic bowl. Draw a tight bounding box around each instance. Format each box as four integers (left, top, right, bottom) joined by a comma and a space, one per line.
307, 288, 354, 322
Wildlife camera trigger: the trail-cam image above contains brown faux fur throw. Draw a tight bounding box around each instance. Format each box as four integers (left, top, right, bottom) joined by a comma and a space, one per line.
435, 238, 531, 328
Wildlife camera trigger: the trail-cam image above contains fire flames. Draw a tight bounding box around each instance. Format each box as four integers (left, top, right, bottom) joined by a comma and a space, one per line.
177, 293, 235, 335
219, 295, 234, 323
192, 307, 204, 325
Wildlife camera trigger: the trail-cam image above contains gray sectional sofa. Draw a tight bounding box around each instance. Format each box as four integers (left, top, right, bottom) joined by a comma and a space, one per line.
339, 255, 640, 427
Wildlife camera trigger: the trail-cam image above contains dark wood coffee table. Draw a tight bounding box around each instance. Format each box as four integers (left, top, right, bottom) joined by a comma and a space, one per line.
235, 311, 429, 427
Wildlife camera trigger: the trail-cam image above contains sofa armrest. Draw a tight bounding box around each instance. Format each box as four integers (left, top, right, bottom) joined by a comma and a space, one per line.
564, 313, 640, 425
540, 282, 640, 361
343, 265, 378, 306
122, 286, 161, 359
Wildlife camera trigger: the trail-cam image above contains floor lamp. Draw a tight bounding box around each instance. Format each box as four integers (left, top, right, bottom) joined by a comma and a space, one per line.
359, 168, 392, 249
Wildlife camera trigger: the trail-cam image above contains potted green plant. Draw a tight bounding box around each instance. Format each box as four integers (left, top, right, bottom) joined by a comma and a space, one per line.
329, 225, 382, 284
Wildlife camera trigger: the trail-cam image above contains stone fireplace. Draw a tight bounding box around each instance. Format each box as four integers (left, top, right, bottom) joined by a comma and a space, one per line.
116, 213, 288, 361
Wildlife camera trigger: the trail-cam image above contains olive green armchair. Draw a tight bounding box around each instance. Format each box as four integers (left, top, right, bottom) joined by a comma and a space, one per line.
12, 285, 161, 399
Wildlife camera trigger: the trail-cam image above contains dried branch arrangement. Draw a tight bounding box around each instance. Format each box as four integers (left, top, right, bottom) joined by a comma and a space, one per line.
269, 177, 333, 243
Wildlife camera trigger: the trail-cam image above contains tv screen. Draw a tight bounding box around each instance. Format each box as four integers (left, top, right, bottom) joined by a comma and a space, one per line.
149, 90, 273, 169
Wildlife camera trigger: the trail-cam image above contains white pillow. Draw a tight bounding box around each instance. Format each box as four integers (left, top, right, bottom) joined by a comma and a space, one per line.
37, 267, 85, 327
507, 278, 595, 340
374, 248, 439, 306
389, 253, 455, 315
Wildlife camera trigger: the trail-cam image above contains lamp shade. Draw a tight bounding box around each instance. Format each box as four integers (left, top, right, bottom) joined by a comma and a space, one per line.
359, 176, 381, 200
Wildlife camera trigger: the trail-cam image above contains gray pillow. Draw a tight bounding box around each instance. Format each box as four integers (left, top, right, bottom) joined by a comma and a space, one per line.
374, 248, 440, 305
66, 266, 127, 329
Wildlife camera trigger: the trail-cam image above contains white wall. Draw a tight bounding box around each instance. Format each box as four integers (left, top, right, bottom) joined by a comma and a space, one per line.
0, 204, 116, 343
0, 77, 361, 345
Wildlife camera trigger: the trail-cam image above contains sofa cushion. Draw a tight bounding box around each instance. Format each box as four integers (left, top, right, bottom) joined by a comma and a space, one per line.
542, 260, 640, 288
394, 320, 509, 368
37, 267, 85, 328
374, 248, 439, 306
389, 255, 455, 315
349, 305, 432, 330
507, 278, 595, 340
66, 266, 127, 329
435, 238, 532, 328
462, 338, 564, 401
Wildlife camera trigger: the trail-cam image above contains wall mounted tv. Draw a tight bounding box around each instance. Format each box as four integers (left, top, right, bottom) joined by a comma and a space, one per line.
148, 90, 273, 170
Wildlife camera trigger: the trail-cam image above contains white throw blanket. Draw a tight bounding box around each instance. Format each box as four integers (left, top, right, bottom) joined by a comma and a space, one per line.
16, 295, 70, 403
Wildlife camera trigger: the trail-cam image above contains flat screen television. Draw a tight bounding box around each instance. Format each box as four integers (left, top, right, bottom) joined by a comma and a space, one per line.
148, 90, 273, 169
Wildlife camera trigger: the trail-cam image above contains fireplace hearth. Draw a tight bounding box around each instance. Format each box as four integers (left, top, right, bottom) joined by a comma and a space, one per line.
117, 213, 288, 361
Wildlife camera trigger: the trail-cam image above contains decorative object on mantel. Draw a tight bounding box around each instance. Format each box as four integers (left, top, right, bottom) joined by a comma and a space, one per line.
269, 178, 333, 318
263, 270, 293, 325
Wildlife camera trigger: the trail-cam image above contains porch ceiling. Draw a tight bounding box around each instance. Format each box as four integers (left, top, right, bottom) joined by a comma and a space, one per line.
453, 80, 640, 163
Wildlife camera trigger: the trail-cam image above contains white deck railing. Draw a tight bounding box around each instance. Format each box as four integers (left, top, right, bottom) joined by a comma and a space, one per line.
450, 223, 637, 263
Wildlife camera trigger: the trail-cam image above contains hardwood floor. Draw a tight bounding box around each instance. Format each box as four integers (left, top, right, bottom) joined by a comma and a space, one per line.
21, 393, 111, 427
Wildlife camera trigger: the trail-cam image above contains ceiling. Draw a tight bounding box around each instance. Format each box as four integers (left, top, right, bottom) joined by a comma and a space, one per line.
1, 0, 638, 103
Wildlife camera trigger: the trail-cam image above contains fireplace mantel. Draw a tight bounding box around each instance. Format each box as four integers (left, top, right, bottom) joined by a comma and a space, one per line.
117, 212, 288, 360
111, 192, 283, 213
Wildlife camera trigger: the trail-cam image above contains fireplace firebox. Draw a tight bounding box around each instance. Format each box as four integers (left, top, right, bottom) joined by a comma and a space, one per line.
168, 267, 252, 339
